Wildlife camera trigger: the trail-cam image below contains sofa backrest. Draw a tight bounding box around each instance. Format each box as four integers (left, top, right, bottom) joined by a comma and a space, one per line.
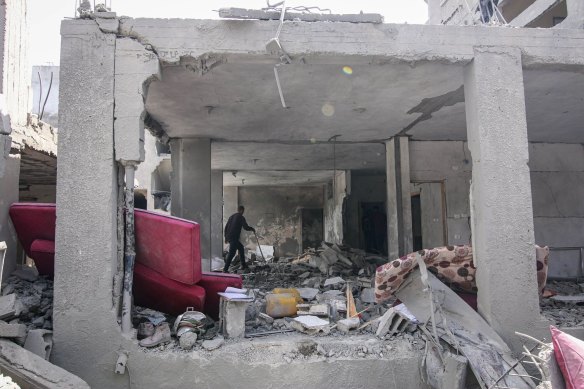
9, 203, 56, 258
134, 209, 202, 285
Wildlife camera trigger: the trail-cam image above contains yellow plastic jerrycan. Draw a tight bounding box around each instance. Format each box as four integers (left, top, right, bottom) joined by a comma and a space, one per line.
272, 288, 303, 303
265, 293, 298, 318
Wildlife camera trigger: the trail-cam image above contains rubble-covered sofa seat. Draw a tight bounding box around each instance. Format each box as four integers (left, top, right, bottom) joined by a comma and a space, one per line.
375, 244, 550, 304
8, 203, 56, 278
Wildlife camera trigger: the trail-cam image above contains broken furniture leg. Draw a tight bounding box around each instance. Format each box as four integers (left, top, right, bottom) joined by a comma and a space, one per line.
395, 264, 534, 389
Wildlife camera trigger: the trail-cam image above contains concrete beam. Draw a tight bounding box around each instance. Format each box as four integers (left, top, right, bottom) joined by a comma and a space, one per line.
399, 137, 413, 255
386, 139, 400, 260
170, 138, 212, 259
510, 0, 561, 27
218, 8, 383, 24
464, 46, 543, 351
116, 18, 584, 67
559, 0, 584, 28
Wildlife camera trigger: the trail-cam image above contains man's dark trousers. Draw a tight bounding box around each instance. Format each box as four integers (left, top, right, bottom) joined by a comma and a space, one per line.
224, 239, 246, 272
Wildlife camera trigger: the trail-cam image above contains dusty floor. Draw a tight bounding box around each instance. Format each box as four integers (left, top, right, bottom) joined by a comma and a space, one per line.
540, 280, 584, 327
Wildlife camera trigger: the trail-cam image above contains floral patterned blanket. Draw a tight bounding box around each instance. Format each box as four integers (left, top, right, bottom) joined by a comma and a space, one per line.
374, 245, 549, 304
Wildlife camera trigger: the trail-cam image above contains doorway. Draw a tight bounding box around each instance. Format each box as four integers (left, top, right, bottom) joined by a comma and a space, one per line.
301, 208, 324, 250
360, 202, 387, 254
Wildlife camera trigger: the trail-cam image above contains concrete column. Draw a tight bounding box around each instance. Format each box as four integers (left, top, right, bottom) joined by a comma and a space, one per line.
399, 137, 413, 255
0, 137, 20, 280
210, 170, 223, 261
53, 20, 122, 381
464, 47, 542, 350
427, 0, 442, 24
385, 137, 413, 259
563, 0, 584, 28
170, 138, 212, 260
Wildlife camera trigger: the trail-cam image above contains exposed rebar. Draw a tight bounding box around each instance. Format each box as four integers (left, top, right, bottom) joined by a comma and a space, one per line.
121, 163, 137, 334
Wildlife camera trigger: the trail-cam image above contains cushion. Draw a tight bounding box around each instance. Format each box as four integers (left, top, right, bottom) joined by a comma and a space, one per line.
9, 203, 56, 258
30, 239, 55, 278
551, 326, 584, 389
375, 245, 549, 303
133, 262, 205, 317
135, 209, 202, 285
198, 272, 243, 320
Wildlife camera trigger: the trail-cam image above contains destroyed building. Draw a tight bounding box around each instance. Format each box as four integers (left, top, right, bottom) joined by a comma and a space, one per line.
0, 0, 583, 387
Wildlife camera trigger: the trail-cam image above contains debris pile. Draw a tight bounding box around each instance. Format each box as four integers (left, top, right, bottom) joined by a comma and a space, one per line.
540, 280, 584, 327
0, 267, 54, 361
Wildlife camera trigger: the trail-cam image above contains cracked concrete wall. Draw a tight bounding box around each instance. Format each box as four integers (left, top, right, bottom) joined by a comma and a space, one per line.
227, 186, 324, 256
530, 143, 584, 278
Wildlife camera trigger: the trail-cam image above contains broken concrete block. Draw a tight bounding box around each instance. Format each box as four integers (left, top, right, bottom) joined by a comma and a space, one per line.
360, 288, 376, 304
296, 304, 329, 317
12, 267, 38, 282
336, 317, 360, 333
324, 277, 345, 288
296, 287, 319, 301
0, 295, 17, 320
24, 329, 53, 360
219, 299, 248, 339
0, 321, 26, 339
0, 339, 90, 388
290, 315, 330, 335
178, 332, 197, 351
202, 336, 224, 351
258, 313, 274, 324
376, 308, 396, 337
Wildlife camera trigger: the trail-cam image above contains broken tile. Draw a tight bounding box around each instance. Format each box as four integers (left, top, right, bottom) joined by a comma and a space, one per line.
290, 315, 330, 335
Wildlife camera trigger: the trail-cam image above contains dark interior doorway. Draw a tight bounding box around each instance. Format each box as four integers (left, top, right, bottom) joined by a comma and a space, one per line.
360, 202, 387, 254
411, 194, 423, 251
301, 208, 324, 250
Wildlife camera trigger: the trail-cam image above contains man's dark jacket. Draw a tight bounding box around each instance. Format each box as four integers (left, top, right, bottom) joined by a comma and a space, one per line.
224, 213, 253, 241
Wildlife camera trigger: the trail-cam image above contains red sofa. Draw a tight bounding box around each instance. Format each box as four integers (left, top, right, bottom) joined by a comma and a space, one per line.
9, 203, 242, 318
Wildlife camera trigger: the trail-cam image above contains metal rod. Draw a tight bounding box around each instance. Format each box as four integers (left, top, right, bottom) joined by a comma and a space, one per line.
121, 164, 136, 334
273, 65, 287, 108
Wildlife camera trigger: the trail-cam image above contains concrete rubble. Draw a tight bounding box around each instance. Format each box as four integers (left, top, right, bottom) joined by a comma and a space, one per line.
540, 280, 584, 327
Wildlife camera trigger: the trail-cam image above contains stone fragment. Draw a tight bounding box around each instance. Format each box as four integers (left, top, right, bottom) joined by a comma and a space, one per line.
0, 320, 27, 339
32, 317, 45, 328
324, 277, 345, 288
179, 332, 197, 350
24, 329, 53, 360
336, 317, 360, 333
258, 312, 274, 324
296, 288, 319, 301
12, 267, 38, 282
360, 287, 376, 304
298, 272, 311, 279
0, 295, 17, 320
201, 336, 224, 351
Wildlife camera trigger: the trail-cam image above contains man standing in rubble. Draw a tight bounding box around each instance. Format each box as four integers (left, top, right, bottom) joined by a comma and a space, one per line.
223, 205, 256, 273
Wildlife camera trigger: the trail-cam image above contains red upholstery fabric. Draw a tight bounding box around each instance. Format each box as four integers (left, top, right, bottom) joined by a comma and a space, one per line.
9, 203, 56, 277
9, 203, 56, 258
135, 209, 202, 285
551, 325, 584, 389
198, 272, 243, 320
133, 263, 205, 317
30, 240, 55, 278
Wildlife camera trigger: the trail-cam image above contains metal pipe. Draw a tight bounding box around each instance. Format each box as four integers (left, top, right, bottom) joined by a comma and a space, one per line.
121, 163, 136, 334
